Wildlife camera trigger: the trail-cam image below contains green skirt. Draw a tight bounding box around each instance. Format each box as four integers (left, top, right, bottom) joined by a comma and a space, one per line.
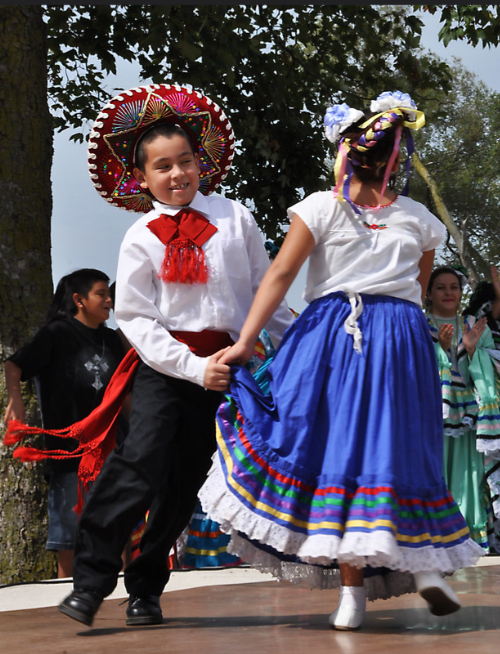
443, 430, 490, 551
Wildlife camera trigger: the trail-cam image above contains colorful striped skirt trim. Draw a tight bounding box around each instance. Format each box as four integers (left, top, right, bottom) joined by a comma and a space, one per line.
215, 400, 471, 551
200, 294, 485, 596
200, 417, 483, 597
181, 501, 242, 569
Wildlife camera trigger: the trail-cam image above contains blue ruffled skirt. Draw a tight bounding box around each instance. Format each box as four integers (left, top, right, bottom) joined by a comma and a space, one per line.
200, 292, 483, 599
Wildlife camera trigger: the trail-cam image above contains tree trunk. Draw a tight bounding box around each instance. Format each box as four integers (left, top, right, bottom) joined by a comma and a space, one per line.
412, 152, 490, 289
0, 6, 56, 583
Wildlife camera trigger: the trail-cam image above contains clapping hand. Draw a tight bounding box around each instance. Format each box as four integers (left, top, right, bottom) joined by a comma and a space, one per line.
462, 316, 487, 357
438, 323, 454, 352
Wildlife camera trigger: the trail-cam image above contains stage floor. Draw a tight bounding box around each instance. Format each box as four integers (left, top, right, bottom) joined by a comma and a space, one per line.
2, 562, 500, 654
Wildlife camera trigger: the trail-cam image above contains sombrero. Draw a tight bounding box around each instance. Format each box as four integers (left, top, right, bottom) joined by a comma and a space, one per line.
87, 84, 236, 213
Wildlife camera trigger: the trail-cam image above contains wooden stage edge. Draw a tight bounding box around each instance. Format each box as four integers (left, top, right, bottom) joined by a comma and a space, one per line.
2, 558, 500, 654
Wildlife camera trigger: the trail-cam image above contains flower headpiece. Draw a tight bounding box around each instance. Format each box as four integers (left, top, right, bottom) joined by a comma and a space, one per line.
370, 91, 418, 122
325, 91, 425, 214
88, 84, 236, 213
324, 103, 364, 143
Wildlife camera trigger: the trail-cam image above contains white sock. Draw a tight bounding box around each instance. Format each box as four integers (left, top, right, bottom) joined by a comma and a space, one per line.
337, 585, 366, 611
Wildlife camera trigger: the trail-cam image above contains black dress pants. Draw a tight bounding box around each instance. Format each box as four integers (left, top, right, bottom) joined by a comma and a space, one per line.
73, 361, 222, 597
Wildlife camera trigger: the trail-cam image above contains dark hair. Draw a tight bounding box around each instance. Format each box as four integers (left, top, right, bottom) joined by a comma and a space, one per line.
45, 268, 110, 324
108, 281, 116, 307
463, 280, 496, 317
341, 111, 406, 183
427, 266, 464, 294
134, 123, 196, 172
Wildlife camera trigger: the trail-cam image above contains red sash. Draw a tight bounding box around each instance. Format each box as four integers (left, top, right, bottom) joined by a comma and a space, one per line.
170, 329, 233, 357
5, 331, 233, 513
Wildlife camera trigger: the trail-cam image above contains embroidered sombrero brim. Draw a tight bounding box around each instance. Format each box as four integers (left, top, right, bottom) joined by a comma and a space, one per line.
87, 84, 236, 213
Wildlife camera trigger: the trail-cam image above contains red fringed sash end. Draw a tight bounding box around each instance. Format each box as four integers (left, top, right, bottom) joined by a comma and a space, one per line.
75, 481, 86, 515
3, 348, 140, 515
4, 419, 83, 447
5, 419, 49, 446
12, 447, 57, 462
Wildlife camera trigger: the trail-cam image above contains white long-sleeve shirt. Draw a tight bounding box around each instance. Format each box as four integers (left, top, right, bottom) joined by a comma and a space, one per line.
115, 191, 294, 387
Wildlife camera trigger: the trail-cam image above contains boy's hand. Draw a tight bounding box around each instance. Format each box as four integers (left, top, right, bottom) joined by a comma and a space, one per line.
203, 347, 231, 391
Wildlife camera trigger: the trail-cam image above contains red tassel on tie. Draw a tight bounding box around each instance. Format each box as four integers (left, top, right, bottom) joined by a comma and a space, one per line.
147, 209, 217, 284
160, 239, 210, 284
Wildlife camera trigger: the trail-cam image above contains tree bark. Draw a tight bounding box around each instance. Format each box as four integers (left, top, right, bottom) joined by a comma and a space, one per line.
412, 152, 490, 288
0, 6, 56, 583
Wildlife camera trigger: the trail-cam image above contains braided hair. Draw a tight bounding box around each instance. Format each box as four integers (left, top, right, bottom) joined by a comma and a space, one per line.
325, 92, 424, 214
341, 108, 407, 183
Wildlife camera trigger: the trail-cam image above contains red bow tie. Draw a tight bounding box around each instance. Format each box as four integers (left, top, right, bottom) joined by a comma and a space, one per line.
147, 209, 217, 284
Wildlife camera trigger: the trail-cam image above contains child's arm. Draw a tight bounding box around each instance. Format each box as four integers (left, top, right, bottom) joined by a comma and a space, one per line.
461, 317, 498, 403
3, 360, 26, 425
115, 237, 213, 387
417, 249, 435, 303
220, 214, 315, 366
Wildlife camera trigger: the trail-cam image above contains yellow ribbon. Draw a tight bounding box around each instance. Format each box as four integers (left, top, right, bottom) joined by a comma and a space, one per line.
358, 107, 426, 131
333, 106, 425, 198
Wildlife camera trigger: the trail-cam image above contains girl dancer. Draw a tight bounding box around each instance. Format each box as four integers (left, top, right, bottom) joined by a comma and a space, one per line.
200, 91, 484, 630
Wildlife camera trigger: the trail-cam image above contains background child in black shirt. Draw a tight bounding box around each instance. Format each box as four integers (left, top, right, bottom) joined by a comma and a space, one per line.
4, 268, 125, 578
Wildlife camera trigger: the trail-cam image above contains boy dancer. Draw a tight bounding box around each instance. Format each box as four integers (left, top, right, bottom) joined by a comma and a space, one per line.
58, 84, 294, 626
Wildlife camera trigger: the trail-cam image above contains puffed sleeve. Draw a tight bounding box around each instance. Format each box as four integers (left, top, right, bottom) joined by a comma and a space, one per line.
418, 205, 447, 252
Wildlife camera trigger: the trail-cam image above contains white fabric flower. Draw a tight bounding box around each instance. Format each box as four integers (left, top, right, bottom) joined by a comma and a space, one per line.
370, 91, 417, 122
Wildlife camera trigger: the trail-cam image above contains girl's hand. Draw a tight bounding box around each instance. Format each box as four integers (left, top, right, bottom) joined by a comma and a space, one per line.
438, 323, 454, 351
462, 316, 487, 357
219, 341, 254, 366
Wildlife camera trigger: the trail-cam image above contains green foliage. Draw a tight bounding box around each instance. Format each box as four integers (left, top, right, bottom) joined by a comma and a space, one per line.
421, 4, 500, 47
43, 4, 452, 239
411, 61, 500, 273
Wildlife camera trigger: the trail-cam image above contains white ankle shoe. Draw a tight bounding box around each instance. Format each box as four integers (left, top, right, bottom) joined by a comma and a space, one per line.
329, 586, 366, 630
329, 605, 365, 630
414, 570, 461, 616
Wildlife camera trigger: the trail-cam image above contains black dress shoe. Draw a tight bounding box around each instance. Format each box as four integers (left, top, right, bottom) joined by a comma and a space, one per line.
58, 588, 103, 627
125, 594, 163, 626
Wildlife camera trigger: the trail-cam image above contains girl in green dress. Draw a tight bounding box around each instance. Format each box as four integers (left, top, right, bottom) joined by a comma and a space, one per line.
426, 266, 500, 552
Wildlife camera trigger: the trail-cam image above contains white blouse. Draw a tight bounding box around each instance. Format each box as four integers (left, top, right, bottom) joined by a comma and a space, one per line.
288, 191, 446, 307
